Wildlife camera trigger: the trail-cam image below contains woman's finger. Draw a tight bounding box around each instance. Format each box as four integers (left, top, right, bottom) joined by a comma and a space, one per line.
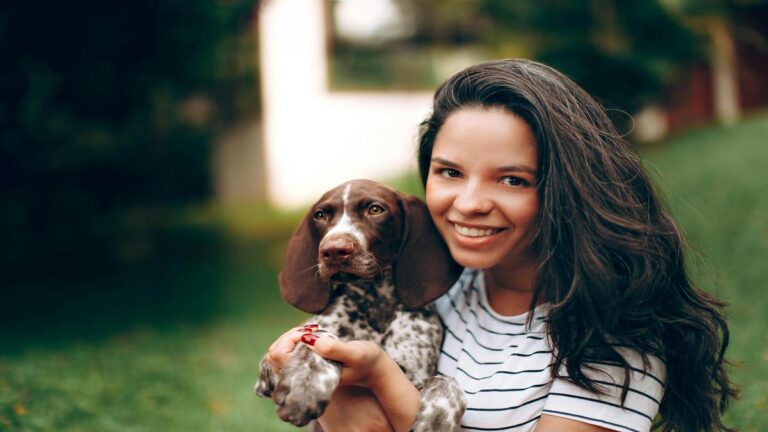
299, 333, 349, 361
266, 326, 316, 370
267, 326, 306, 351
302, 336, 374, 363
299, 335, 384, 387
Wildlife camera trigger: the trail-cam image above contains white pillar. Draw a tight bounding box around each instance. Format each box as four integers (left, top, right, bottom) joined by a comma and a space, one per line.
259, 0, 432, 208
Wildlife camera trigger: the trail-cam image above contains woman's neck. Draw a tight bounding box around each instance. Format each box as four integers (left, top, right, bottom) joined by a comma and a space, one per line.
483, 260, 538, 317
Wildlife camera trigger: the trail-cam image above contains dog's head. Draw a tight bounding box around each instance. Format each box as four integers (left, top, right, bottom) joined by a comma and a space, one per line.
279, 179, 462, 313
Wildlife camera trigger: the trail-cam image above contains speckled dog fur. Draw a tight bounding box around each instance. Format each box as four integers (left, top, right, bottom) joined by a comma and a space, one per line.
254, 180, 465, 431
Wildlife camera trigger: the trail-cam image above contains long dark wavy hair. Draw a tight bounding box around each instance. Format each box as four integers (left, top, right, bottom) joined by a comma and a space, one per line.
418, 59, 737, 432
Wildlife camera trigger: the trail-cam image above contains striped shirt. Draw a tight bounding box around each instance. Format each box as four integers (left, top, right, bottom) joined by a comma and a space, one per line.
434, 268, 665, 432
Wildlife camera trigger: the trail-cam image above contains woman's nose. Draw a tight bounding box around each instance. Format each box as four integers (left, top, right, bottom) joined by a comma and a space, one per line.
453, 182, 493, 215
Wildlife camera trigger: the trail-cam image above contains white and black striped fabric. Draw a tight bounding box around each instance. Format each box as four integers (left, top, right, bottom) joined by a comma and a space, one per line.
433, 268, 665, 432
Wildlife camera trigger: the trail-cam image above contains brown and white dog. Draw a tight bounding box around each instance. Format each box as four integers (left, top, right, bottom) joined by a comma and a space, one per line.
255, 179, 466, 431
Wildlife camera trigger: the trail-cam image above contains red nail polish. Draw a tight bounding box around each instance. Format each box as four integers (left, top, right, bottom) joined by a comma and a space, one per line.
302, 324, 319, 333
301, 333, 319, 346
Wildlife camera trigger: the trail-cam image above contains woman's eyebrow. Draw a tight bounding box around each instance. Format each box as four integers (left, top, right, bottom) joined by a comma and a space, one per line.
496, 165, 538, 175
432, 157, 537, 175
430, 157, 460, 167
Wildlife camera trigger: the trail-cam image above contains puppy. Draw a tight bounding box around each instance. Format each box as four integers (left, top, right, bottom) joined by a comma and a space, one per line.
255, 179, 465, 431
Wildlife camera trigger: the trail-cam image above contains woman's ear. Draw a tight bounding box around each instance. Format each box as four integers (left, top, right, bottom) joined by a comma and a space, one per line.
278, 211, 330, 313
394, 194, 463, 308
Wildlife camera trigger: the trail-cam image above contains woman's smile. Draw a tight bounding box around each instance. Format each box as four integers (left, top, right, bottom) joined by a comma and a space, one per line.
453, 223, 502, 238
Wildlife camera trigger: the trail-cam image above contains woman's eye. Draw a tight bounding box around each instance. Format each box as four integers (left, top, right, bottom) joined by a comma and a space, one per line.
440, 168, 461, 178
368, 204, 385, 215
313, 210, 327, 220
502, 176, 529, 187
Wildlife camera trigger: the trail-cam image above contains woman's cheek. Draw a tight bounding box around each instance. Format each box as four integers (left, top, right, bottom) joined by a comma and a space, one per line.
425, 180, 452, 214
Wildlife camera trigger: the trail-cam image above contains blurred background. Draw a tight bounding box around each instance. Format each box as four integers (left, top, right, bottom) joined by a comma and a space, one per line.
1, 0, 767, 430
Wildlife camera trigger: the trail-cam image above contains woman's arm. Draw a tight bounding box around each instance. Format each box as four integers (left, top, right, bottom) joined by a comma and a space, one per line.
317, 386, 394, 432
535, 415, 613, 432
306, 336, 421, 432
264, 329, 421, 432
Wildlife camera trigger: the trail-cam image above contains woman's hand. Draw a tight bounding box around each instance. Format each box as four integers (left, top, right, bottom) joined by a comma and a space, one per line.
300, 334, 389, 388
264, 325, 387, 387
264, 325, 316, 373
264, 327, 420, 432
301, 334, 421, 432
267, 329, 394, 431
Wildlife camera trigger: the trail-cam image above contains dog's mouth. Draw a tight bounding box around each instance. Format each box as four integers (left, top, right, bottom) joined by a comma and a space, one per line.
319, 258, 385, 283
328, 272, 362, 283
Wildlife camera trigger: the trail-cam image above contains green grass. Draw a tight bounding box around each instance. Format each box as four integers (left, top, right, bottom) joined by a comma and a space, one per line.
2, 114, 767, 431
641, 113, 768, 430
0, 223, 306, 431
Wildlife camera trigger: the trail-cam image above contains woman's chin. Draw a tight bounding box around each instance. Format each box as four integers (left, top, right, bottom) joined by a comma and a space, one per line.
451, 252, 498, 270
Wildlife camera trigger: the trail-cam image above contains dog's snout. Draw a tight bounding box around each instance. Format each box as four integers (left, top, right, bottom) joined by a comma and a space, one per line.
320, 237, 355, 263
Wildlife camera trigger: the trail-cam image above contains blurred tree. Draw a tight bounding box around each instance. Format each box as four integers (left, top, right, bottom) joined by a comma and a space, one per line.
334, 0, 705, 114
660, 0, 768, 124
0, 1, 260, 284
476, 0, 705, 114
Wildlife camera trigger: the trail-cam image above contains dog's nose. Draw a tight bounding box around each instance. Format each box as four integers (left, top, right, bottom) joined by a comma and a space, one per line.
320, 238, 355, 263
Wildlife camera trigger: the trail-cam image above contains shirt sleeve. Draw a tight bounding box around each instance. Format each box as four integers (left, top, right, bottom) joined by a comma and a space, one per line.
541, 347, 666, 432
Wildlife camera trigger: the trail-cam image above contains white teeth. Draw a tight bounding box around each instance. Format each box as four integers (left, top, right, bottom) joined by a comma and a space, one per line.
454, 224, 497, 237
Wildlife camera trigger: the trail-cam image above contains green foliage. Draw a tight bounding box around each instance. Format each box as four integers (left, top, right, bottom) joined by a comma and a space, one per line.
479, 0, 704, 112
332, 0, 710, 112
0, 1, 260, 289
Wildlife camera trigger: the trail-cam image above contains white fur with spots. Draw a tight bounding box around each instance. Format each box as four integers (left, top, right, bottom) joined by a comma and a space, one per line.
324, 183, 367, 248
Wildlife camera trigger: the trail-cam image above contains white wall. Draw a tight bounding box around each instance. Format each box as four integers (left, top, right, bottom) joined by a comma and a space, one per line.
259, 0, 432, 208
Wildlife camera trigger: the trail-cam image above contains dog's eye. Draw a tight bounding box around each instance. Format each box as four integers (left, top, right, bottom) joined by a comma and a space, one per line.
367, 204, 385, 215
313, 210, 327, 220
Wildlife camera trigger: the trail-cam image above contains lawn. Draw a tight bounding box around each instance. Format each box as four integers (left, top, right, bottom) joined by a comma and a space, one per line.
641, 113, 768, 429
1, 114, 766, 431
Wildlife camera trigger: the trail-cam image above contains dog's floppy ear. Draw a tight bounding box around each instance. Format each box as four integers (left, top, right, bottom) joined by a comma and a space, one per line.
278, 211, 329, 313
395, 194, 462, 308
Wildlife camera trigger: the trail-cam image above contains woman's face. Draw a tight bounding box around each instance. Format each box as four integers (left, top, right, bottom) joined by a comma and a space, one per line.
425, 107, 540, 271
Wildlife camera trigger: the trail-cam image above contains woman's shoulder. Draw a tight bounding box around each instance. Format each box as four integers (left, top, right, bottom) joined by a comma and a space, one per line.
543, 345, 666, 432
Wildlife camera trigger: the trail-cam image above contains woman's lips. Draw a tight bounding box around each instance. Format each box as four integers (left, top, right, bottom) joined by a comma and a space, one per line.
450, 223, 506, 248
453, 223, 500, 237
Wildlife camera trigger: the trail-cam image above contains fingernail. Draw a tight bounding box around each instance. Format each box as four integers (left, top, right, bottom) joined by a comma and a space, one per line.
301, 324, 319, 332
300, 333, 319, 346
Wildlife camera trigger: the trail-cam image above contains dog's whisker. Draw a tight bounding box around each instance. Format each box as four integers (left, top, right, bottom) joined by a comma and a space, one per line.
298, 264, 321, 276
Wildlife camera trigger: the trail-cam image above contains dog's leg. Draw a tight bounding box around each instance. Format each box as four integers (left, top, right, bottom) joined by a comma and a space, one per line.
382, 309, 443, 388
255, 318, 324, 399
410, 375, 466, 432
272, 342, 342, 427
383, 308, 466, 431
254, 356, 278, 398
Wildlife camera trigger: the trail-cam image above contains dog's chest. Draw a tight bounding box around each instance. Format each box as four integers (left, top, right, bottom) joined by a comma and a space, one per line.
315, 281, 400, 343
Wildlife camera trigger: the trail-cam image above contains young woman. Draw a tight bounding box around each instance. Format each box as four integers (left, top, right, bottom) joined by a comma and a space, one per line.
265, 59, 736, 431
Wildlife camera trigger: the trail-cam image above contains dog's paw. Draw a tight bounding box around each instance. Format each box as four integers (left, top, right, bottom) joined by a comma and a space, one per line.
254, 357, 276, 398
272, 350, 341, 427
410, 376, 466, 432
272, 381, 331, 427
254, 376, 273, 398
